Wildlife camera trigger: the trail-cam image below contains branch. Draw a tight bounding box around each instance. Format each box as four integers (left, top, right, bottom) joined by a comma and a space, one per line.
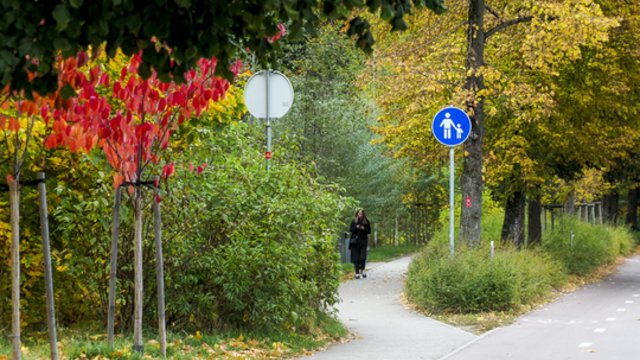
485, 5, 502, 20
484, 15, 533, 40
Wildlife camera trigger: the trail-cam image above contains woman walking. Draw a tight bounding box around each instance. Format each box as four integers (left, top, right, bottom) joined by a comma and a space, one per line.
349, 209, 371, 279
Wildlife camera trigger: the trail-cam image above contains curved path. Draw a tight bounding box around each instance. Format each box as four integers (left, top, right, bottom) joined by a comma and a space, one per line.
302, 256, 476, 359
303, 254, 640, 360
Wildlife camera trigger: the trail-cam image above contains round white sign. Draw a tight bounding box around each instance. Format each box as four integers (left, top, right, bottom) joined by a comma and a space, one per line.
243, 70, 294, 119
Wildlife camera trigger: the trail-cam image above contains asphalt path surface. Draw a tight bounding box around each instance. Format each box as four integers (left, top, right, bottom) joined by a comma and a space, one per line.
444, 255, 640, 360
302, 256, 476, 359
303, 254, 640, 360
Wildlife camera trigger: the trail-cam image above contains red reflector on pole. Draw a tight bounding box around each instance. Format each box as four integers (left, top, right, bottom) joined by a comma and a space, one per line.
265, 151, 272, 159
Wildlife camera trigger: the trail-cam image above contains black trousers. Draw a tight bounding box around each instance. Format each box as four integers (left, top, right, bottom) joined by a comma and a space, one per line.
353, 259, 366, 273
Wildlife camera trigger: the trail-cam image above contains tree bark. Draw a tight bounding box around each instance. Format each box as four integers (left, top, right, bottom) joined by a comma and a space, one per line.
10, 179, 21, 360
527, 195, 542, 247
133, 193, 144, 354
500, 191, 525, 247
625, 187, 638, 230
107, 187, 122, 347
564, 190, 576, 215
460, 0, 486, 247
603, 192, 619, 223
37, 173, 58, 360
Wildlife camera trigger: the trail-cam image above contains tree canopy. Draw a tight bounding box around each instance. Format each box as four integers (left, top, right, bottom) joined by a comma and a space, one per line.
0, 0, 446, 97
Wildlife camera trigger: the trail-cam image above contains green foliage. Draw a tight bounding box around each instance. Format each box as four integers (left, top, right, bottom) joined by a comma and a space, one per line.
542, 217, 636, 275
406, 241, 565, 313
367, 243, 421, 262
407, 206, 637, 314
1, 114, 350, 337
0, 0, 446, 95
158, 121, 349, 332
406, 210, 566, 313
273, 25, 435, 241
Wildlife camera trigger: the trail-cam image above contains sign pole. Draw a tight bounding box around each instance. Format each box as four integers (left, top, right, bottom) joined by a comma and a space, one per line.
431, 106, 472, 256
244, 69, 294, 169
449, 147, 455, 255
265, 70, 271, 171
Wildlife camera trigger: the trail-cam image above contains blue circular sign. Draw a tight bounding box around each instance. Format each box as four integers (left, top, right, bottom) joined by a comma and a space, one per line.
431, 107, 471, 147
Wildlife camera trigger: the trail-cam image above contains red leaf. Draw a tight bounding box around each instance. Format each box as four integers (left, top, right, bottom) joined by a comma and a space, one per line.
101, 107, 110, 119
155, 194, 161, 204
8, 118, 20, 132
77, 51, 89, 67
113, 174, 124, 189
89, 96, 98, 111
158, 98, 166, 112
162, 163, 175, 179
99, 73, 110, 87
197, 166, 203, 175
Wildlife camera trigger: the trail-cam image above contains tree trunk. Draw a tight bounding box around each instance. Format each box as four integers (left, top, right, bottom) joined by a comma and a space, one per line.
394, 209, 398, 246
153, 178, 167, 358
133, 193, 144, 354
9, 179, 21, 360
500, 191, 525, 247
37, 173, 58, 360
527, 195, 542, 247
460, 0, 486, 247
625, 187, 638, 230
107, 187, 122, 347
564, 190, 576, 215
603, 192, 619, 223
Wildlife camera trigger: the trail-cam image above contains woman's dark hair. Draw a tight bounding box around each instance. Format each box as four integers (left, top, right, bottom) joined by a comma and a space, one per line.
354, 208, 369, 224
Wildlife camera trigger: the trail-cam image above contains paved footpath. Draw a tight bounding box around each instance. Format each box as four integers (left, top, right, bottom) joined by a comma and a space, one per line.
301, 256, 476, 360
443, 255, 640, 360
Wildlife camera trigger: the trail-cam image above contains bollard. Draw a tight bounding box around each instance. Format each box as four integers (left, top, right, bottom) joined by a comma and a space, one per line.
339, 232, 351, 263
570, 231, 575, 248
490, 241, 495, 260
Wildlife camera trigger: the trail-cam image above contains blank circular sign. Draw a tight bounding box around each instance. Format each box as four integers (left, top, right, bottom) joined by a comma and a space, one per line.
244, 70, 294, 119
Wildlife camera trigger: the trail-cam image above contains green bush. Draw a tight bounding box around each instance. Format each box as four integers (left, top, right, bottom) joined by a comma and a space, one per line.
406, 209, 566, 313
406, 242, 565, 313
1, 121, 351, 335
542, 217, 635, 275
407, 208, 636, 315
156, 122, 350, 332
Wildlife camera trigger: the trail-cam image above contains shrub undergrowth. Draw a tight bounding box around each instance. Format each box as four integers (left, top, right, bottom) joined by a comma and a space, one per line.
407, 208, 635, 314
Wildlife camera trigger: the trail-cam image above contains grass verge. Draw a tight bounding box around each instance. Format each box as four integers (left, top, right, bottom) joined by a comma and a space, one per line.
0, 313, 348, 359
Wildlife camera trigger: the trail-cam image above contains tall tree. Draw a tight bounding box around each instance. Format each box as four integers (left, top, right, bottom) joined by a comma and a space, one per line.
273, 26, 414, 237
370, 0, 617, 245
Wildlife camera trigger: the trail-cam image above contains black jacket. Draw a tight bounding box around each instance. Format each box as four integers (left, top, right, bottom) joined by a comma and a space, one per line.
349, 219, 371, 262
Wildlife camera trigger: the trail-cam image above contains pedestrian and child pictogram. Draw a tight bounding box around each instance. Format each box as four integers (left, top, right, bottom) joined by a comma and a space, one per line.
431, 106, 471, 147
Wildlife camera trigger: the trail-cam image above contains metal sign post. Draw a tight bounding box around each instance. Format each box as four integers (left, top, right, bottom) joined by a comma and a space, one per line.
244, 70, 294, 170
432, 106, 471, 254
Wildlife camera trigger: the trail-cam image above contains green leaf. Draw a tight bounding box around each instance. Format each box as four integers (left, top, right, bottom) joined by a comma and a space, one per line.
69, 0, 84, 9
52, 5, 71, 31
175, 0, 192, 9
53, 37, 72, 54
60, 83, 77, 100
